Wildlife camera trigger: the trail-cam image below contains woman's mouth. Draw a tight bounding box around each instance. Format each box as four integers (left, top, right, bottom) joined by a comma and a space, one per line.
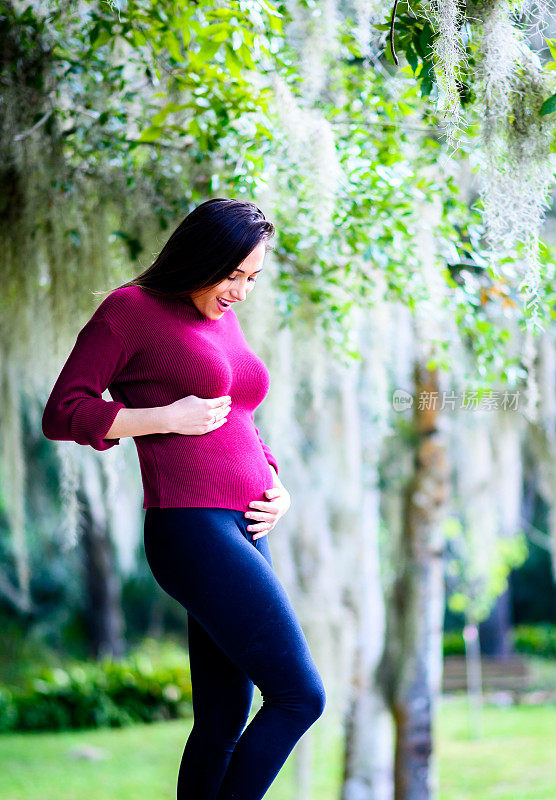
216, 296, 232, 312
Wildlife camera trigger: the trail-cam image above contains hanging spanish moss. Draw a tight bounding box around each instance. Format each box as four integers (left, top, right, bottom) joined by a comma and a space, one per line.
473, 4, 553, 330
275, 0, 343, 244
423, 0, 468, 143
271, 72, 343, 247
288, 0, 341, 104
0, 1, 188, 601
56, 444, 82, 552
353, 0, 389, 57
394, 0, 556, 327
476, 0, 523, 121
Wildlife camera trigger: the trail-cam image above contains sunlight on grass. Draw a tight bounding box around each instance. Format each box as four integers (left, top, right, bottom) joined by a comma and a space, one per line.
437, 696, 556, 800
0, 696, 554, 800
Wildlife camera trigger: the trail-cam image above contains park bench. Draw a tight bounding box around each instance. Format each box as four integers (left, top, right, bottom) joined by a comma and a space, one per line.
442, 655, 531, 692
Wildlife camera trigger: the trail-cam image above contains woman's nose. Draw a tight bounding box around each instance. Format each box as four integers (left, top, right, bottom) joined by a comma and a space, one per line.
232, 286, 248, 301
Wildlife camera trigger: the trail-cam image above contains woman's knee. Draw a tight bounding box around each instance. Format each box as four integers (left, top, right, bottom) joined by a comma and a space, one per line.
267, 667, 326, 726
303, 671, 327, 723
192, 703, 251, 746
193, 682, 253, 742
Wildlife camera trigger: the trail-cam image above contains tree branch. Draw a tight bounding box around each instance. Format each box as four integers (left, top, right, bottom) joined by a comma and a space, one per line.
0, 566, 36, 614
390, 0, 400, 66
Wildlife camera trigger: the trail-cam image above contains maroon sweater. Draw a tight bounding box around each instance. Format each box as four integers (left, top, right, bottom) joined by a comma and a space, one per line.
42, 286, 279, 511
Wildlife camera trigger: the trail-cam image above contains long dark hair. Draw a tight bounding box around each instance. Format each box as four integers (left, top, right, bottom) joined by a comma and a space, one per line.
115, 198, 275, 302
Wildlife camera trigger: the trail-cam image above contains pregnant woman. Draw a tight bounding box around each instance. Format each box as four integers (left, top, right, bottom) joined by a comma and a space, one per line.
41, 198, 326, 800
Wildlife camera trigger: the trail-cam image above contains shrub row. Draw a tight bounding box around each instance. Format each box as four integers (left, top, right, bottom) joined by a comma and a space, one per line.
443, 624, 556, 658
0, 651, 192, 733
512, 624, 556, 658
1, 626, 554, 733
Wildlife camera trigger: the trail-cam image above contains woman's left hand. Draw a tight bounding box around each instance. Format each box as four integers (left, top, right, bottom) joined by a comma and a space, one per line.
245, 485, 291, 540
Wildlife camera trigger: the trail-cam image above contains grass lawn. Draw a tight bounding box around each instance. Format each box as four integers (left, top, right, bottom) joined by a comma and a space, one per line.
0, 695, 554, 800
437, 696, 556, 800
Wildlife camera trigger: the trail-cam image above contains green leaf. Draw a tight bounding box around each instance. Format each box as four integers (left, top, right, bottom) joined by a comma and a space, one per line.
162, 31, 182, 62
545, 37, 556, 62
256, 0, 282, 18
181, 24, 192, 49
239, 42, 255, 69
384, 38, 395, 66
199, 40, 221, 60
405, 42, 418, 74
268, 12, 283, 34
136, 125, 165, 142
196, 22, 230, 40
92, 28, 111, 49
207, 8, 236, 21
412, 27, 424, 59
225, 44, 243, 78
540, 92, 556, 115
131, 29, 147, 47
419, 23, 433, 60
151, 103, 190, 124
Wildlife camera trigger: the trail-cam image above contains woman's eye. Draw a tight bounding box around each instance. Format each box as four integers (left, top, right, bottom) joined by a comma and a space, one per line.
227, 276, 257, 282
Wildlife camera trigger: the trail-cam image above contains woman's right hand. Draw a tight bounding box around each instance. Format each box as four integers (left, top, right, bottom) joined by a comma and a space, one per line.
161, 394, 231, 435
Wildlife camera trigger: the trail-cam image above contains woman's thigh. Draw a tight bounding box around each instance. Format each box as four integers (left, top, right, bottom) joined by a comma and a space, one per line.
143, 507, 321, 698
186, 611, 254, 730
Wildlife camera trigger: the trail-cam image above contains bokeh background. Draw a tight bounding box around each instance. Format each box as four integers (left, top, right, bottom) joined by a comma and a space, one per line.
0, 1, 555, 799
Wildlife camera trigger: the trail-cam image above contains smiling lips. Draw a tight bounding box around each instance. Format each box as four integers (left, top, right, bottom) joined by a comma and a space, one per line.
216, 296, 237, 310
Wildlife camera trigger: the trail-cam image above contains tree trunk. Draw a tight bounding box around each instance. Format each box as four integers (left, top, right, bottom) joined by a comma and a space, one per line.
341, 302, 394, 800
478, 588, 513, 658
463, 619, 483, 739
385, 363, 450, 800
341, 497, 394, 800
78, 451, 126, 659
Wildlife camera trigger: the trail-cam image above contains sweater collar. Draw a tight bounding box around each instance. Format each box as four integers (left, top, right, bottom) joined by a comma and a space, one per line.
174, 295, 229, 327
136, 287, 230, 327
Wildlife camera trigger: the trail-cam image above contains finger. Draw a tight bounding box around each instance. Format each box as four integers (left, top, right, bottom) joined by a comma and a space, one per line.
212, 417, 228, 429
248, 519, 272, 529
246, 517, 278, 531
252, 530, 269, 540
251, 525, 273, 539
213, 406, 230, 422
207, 396, 231, 407
249, 503, 279, 513
246, 507, 272, 519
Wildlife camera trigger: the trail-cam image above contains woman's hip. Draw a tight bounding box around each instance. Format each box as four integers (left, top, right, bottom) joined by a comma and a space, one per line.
142, 506, 276, 613
141, 506, 316, 682
143, 506, 271, 568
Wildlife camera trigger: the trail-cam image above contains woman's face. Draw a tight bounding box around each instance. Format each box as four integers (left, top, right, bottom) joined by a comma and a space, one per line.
190, 240, 266, 320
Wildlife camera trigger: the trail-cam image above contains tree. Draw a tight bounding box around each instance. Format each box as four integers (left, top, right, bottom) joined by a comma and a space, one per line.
1, 2, 554, 799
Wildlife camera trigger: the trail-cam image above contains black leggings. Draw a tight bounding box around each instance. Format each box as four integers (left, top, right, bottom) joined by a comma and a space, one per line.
143, 507, 326, 800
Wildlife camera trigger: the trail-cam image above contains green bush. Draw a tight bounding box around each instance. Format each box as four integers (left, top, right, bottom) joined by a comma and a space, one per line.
512, 624, 556, 658
442, 624, 556, 658
0, 686, 18, 732
443, 631, 465, 656
0, 639, 192, 732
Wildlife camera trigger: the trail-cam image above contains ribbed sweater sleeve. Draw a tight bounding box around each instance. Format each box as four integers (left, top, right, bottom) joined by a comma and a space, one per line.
42, 316, 128, 451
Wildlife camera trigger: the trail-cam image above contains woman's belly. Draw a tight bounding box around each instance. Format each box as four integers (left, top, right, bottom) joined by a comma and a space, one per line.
133, 411, 275, 510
